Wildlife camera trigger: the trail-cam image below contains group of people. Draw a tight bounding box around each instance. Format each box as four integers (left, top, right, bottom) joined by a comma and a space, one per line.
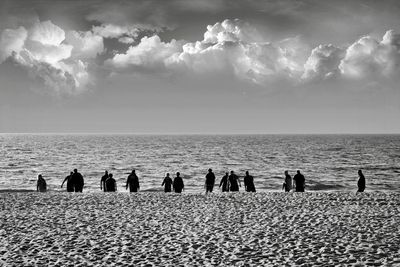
60, 169, 85, 192
282, 170, 306, 192
217, 170, 256, 193
161, 172, 184, 193
36, 168, 367, 193
100, 170, 140, 192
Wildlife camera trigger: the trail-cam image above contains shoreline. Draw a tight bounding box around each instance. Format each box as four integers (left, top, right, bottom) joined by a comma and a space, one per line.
0, 188, 397, 194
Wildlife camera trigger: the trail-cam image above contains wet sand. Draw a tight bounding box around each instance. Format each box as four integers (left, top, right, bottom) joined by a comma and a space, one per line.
1, 192, 399, 266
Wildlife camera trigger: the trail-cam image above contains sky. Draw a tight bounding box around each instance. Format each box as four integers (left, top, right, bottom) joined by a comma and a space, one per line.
0, 0, 399, 134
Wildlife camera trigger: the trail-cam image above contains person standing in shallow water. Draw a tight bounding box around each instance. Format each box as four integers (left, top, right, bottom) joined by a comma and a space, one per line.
61, 172, 74, 192
37, 174, 47, 192
293, 170, 305, 192
282, 170, 292, 192
357, 169, 366, 193
126, 170, 140, 192
219, 172, 229, 192
162, 173, 173, 192
105, 173, 117, 192
229, 171, 241, 192
100, 170, 108, 192
173, 172, 184, 193
205, 169, 216, 193
244, 171, 256, 192
71, 169, 84, 192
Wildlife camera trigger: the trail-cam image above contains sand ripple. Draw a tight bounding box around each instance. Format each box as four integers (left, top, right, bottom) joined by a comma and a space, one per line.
1, 192, 400, 266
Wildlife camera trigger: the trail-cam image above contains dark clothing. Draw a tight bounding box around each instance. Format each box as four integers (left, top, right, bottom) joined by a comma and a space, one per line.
173, 176, 184, 193
229, 174, 240, 192
293, 173, 305, 192
282, 174, 292, 192
206, 184, 214, 193
100, 174, 108, 192
126, 174, 140, 192
219, 175, 229, 192
162, 177, 173, 192
62, 175, 74, 192
244, 175, 256, 192
71, 172, 84, 192
205, 172, 216, 193
37, 178, 47, 192
105, 177, 116, 192
357, 174, 366, 193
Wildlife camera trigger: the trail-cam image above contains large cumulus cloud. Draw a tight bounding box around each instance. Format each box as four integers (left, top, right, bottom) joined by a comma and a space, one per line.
0, 19, 103, 95
109, 35, 184, 71
0, 27, 27, 62
339, 30, 400, 79
107, 19, 400, 89
302, 44, 345, 80
1, 16, 400, 95
106, 19, 310, 85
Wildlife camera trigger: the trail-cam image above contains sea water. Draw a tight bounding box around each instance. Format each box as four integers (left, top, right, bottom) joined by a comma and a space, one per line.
0, 134, 399, 192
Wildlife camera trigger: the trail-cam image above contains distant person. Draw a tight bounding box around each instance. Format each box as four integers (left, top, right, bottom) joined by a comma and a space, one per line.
61, 172, 74, 192
357, 169, 366, 193
244, 171, 256, 192
126, 170, 140, 192
219, 172, 229, 192
282, 171, 292, 192
162, 173, 173, 192
105, 173, 117, 192
100, 170, 109, 192
293, 170, 305, 192
37, 174, 47, 192
71, 169, 84, 192
205, 169, 216, 193
173, 172, 184, 193
228, 171, 241, 192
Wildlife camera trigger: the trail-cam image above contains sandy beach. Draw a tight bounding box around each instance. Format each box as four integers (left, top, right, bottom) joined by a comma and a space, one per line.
1, 192, 399, 266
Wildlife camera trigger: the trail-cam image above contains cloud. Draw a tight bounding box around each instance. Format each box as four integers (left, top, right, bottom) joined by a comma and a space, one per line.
92, 24, 140, 39
302, 44, 344, 80
203, 19, 262, 43
106, 35, 184, 71
339, 30, 400, 79
107, 19, 309, 84
28, 20, 65, 46
2, 15, 400, 96
105, 20, 400, 90
86, 2, 171, 33
118, 36, 135, 44
0, 20, 102, 95
0, 26, 27, 62
65, 30, 104, 59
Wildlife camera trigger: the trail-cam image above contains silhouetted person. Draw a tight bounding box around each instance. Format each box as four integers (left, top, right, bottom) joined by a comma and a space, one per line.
293, 170, 305, 192
229, 171, 241, 192
126, 170, 140, 192
162, 173, 173, 192
173, 172, 184, 193
205, 168, 216, 193
71, 169, 84, 192
219, 172, 229, 192
357, 169, 366, 193
282, 170, 292, 192
105, 173, 117, 192
244, 171, 256, 192
61, 172, 74, 192
37, 174, 47, 192
100, 170, 109, 192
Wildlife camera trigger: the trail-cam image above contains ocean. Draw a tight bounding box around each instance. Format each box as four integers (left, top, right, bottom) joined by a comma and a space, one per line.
0, 134, 399, 192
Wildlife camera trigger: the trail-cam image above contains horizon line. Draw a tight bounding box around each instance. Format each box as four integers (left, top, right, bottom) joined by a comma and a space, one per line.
1, 132, 399, 135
